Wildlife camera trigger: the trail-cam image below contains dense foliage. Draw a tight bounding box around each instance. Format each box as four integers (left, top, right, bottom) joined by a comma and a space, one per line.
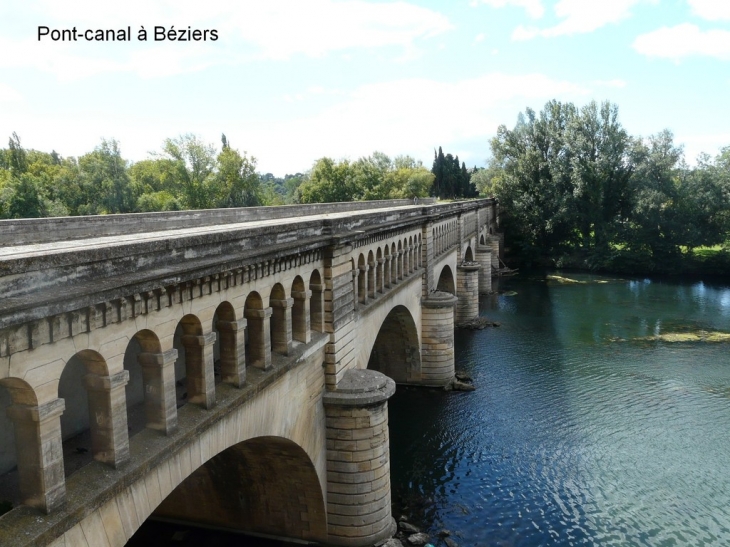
430, 146, 478, 199
0, 135, 435, 218
484, 100, 730, 274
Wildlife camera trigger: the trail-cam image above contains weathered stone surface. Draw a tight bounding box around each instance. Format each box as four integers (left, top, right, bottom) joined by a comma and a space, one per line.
399, 521, 420, 534
0, 198, 502, 547
407, 532, 431, 545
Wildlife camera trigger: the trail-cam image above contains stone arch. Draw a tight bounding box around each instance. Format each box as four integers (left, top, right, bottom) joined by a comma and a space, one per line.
123, 329, 170, 437
367, 305, 422, 384
174, 314, 215, 410
151, 436, 327, 543
59, 349, 126, 475
309, 269, 324, 332
212, 301, 246, 387
244, 291, 271, 370
480, 234, 486, 245
291, 275, 310, 344
0, 378, 38, 476
397, 241, 403, 280
384, 245, 391, 288
270, 283, 292, 356
436, 264, 456, 294
464, 245, 474, 262
357, 253, 367, 304
407, 236, 413, 273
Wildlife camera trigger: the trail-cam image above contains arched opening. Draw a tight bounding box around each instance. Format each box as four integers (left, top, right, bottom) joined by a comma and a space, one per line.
213, 301, 246, 387
244, 291, 270, 370
464, 246, 474, 262
376, 248, 383, 293
358, 253, 367, 304
397, 241, 403, 280
291, 276, 310, 343
390, 243, 397, 284
59, 350, 126, 475
270, 283, 292, 355
174, 314, 215, 410
124, 329, 169, 437
367, 250, 376, 299
148, 436, 327, 543
367, 305, 422, 384
437, 265, 456, 294
480, 234, 486, 245
309, 270, 325, 333
408, 236, 414, 273
384, 246, 391, 288
0, 378, 40, 516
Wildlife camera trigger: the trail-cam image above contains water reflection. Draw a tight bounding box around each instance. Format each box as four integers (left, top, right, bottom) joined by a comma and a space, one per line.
389, 273, 730, 546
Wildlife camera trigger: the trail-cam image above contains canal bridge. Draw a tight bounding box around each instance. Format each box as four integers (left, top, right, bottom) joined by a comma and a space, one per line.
0, 198, 501, 547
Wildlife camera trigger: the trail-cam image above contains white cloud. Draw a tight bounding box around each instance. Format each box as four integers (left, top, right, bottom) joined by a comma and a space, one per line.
2, 0, 453, 80
513, 0, 655, 40
237, 73, 591, 172
688, 0, 730, 21
474, 33, 486, 44
0, 83, 23, 103
633, 24, 730, 60
592, 79, 627, 88
679, 132, 730, 164
474, 0, 544, 19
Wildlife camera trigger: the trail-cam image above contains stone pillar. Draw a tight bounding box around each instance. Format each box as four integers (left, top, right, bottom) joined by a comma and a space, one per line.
181, 331, 217, 409
396, 252, 403, 280
216, 318, 247, 387
6, 398, 66, 513
310, 283, 325, 333
383, 257, 390, 289
456, 263, 480, 325
367, 261, 376, 299
324, 369, 397, 547
292, 290, 312, 343
244, 307, 273, 370
358, 265, 369, 304
420, 292, 457, 386
376, 258, 384, 293
476, 246, 492, 294
488, 235, 501, 270
270, 297, 294, 355
352, 269, 360, 311
138, 349, 178, 435
83, 370, 130, 468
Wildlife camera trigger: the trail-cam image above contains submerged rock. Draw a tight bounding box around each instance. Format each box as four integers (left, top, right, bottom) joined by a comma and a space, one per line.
407, 532, 431, 545
629, 330, 730, 343
444, 538, 459, 547
452, 380, 475, 392
454, 372, 472, 382
382, 539, 404, 547
456, 317, 501, 330
399, 522, 420, 534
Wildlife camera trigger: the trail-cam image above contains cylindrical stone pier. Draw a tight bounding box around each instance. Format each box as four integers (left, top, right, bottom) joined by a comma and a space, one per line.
420, 291, 458, 386
476, 247, 492, 294
324, 369, 397, 547
456, 263, 480, 325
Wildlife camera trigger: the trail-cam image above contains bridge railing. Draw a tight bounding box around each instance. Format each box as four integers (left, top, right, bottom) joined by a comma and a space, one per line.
0, 198, 437, 246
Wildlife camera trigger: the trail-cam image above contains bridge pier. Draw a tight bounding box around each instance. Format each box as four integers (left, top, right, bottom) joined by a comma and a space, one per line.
476, 246, 492, 294
420, 292, 458, 386
216, 318, 247, 387
456, 263, 481, 325
6, 398, 66, 513
323, 369, 397, 547
138, 349, 179, 435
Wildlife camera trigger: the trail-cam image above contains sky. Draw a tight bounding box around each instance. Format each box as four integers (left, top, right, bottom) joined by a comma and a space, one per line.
0, 0, 729, 176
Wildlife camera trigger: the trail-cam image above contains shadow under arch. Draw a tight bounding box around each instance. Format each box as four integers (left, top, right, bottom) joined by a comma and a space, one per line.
436, 264, 456, 294
464, 245, 474, 262
148, 436, 327, 543
367, 305, 422, 384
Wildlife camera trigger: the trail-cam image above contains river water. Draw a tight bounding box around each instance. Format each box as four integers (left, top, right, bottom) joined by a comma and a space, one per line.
388, 273, 730, 546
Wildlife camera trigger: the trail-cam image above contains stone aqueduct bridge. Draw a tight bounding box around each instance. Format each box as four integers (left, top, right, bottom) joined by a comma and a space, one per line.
0, 198, 501, 547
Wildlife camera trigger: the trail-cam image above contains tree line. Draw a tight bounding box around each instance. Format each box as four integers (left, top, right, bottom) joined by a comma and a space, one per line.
0, 133, 477, 220
478, 100, 730, 274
